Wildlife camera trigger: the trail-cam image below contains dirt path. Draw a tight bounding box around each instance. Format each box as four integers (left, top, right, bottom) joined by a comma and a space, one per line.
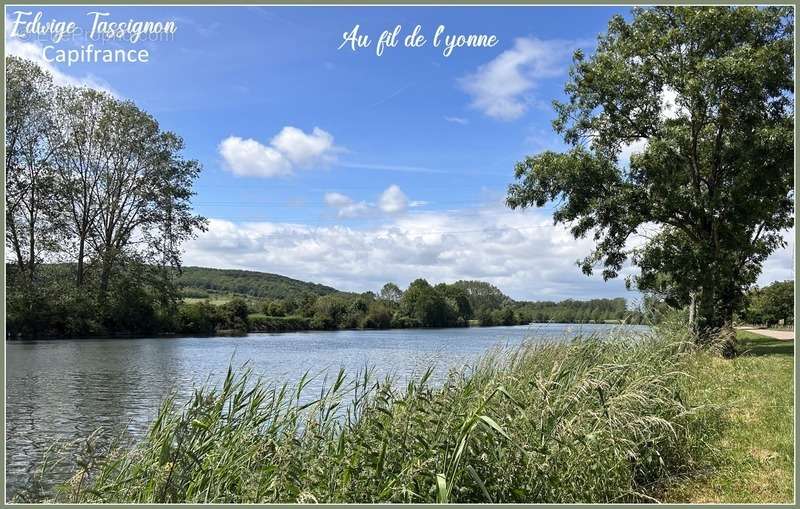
738, 328, 794, 341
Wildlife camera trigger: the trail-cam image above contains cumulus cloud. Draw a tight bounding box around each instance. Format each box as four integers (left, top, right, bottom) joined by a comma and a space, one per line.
219, 136, 292, 177
219, 126, 339, 178
324, 185, 414, 218
324, 192, 370, 218
182, 205, 641, 301
270, 126, 337, 166
183, 206, 794, 302
459, 37, 574, 121
378, 185, 408, 213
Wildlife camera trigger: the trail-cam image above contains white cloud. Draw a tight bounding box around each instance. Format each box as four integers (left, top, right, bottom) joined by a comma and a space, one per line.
324, 192, 370, 218
757, 229, 795, 287
218, 136, 292, 177
5, 17, 116, 95
378, 185, 408, 214
619, 138, 649, 166
459, 37, 574, 121
324, 192, 352, 208
324, 185, 413, 218
183, 205, 639, 301
184, 210, 794, 302
660, 85, 684, 120
219, 126, 339, 178
270, 126, 337, 167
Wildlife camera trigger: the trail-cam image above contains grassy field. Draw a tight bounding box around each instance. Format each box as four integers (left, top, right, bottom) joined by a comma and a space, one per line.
663, 330, 794, 503
182, 296, 234, 306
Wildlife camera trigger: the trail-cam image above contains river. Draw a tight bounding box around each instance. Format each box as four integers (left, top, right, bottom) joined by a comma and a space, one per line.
5, 323, 649, 499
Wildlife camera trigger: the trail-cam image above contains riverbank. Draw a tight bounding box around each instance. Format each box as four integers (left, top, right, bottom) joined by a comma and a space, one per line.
6, 319, 631, 341
662, 330, 794, 503
16, 326, 792, 503
33, 324, 713, 503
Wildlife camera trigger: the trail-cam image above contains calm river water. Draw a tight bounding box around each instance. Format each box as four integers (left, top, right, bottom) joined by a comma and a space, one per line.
6, 323, 648, 498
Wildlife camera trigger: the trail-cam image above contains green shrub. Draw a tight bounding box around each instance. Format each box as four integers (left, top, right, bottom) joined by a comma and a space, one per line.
248, 315, 311, 332
176, 302, 218, 334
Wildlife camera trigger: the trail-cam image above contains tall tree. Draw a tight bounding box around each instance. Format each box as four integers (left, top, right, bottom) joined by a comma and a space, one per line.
5, 56, 62, 282
50, 87, 109, 287
5, 56, 207, 336
379, 282, 403, 303
86, 98, 205, 295
506, 7, 794, 338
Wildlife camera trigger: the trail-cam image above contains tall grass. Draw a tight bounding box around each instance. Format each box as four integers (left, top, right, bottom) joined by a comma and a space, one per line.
48, 328, 717, 503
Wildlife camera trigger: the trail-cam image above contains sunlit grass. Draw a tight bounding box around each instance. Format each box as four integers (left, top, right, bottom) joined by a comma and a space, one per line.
662, 330, 794, 503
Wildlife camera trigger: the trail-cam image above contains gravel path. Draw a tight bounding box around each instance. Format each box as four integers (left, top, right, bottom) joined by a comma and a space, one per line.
739, 328, 795, 341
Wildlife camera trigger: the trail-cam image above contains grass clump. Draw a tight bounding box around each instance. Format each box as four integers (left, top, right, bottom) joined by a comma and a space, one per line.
50, 331, 715, 503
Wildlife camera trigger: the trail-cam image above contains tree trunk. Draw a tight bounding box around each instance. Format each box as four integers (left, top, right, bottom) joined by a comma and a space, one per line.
76, 241, 85, 287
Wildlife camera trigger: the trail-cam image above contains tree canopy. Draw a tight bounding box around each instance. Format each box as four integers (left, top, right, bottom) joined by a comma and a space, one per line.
506, 7, 794, 337
743, 280, 794, 327
6, 56, 206, 337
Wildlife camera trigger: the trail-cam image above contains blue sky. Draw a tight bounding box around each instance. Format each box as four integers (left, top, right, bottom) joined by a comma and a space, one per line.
5, 6, 794, 300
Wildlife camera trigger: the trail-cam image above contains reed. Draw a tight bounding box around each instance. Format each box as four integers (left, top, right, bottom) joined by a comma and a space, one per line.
50, 327, 717, 503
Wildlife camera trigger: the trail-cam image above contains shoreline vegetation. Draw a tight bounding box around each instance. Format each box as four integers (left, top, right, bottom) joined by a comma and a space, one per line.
20, 321, 793, 503
7, 264, 655, 340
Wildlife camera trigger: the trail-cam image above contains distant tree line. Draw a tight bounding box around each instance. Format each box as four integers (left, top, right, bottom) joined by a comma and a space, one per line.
5, 56, 206, 338
174, 279, 650, 335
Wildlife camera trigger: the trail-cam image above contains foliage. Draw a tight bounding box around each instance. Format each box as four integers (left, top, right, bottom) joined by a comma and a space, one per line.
175, 266, 338, 300
452, 280, 510, 315
247, 314, 312, 333
399, 279, 465, 328
5, 56, 206, 338
379, 282, 403, 304
362, 301, 392, 329
49, 330, 716, 503
506, 7, 794, 337
742, 280, 794, 326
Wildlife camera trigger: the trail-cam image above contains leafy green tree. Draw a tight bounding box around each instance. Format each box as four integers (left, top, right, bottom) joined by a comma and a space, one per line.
176, 301, 218, 334
379, 282, 403, 304
434, 283, 473, 321
746, 280, 794, 326
400, 279, 453, 327
507, 7, 793, 338
452, 280, 509, 315
5, 56, 62, 284
493, 307, 516, 326
263, 299, 287, 317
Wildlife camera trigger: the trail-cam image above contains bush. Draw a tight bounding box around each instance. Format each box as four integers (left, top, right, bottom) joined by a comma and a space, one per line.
176, 302, 218, 334
390, 315, 423, 329
361, 302, 392, 329
248, 314, 311, 332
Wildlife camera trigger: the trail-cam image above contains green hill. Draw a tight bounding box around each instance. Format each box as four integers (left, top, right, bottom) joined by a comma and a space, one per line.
176, 266, 339, 300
